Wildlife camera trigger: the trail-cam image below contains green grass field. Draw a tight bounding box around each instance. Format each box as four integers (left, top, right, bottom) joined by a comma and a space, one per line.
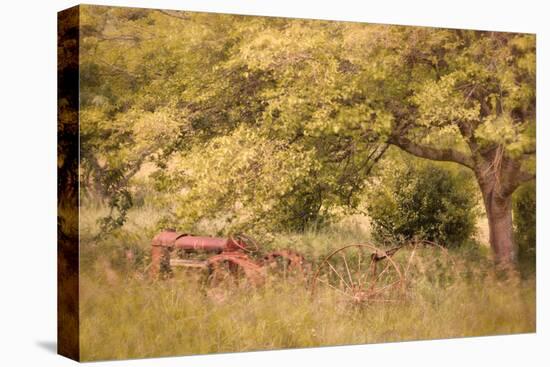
78, 205, 536, 361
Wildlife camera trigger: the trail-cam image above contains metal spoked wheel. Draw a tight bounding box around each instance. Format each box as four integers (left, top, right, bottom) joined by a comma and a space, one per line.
311, 244, 405, 305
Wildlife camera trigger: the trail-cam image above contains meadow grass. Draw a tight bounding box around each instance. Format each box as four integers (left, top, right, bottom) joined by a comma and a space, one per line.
79, 205, 536, 361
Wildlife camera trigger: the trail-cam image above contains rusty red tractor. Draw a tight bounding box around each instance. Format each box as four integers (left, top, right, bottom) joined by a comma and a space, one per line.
150, 230, 307, 286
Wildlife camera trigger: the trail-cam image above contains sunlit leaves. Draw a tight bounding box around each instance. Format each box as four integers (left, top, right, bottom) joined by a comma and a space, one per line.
412, 73, 481, 127
168, 126, 320, 233
475, 114, 533, 158
77, 6, 536, 235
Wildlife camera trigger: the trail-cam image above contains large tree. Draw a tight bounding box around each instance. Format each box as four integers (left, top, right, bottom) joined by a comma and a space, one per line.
79, 9, 387, 233
79, 8, 535, 263
234, 23, 535, 264
372, 29, 535, 264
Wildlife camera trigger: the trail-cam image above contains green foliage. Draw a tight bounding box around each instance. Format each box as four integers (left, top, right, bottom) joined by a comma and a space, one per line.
77, 6, 534, 244
513, 181, 536, 264
168, 126, 323, 233
97, 189, 133, 232
367, 162, 478, 247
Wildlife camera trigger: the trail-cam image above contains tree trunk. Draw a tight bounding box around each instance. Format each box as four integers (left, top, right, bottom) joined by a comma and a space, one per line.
388, 133, 533, 265
478, 177, 517, 264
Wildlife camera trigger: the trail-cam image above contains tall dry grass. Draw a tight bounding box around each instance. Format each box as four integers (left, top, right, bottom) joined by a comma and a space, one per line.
78, 205, 535, 361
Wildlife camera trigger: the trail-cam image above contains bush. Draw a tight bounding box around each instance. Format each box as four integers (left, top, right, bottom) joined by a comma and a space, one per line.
513, 181, 536, 265
367, 163, 478, 247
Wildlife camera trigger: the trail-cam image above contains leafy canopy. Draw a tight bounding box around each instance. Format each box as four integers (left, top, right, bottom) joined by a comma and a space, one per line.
78, 6, 535, 235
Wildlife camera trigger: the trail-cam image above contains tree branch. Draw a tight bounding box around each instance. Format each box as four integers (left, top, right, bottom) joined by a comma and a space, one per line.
502, 167, 535, 197
387, 134, 475, 169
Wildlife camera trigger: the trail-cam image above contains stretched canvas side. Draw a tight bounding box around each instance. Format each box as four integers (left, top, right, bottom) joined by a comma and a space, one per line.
57, 5, 80, 362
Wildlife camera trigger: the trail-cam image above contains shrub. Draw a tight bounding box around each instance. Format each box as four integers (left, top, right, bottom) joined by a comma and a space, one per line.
367, 163, 478, 247
513, 181, 536, 265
